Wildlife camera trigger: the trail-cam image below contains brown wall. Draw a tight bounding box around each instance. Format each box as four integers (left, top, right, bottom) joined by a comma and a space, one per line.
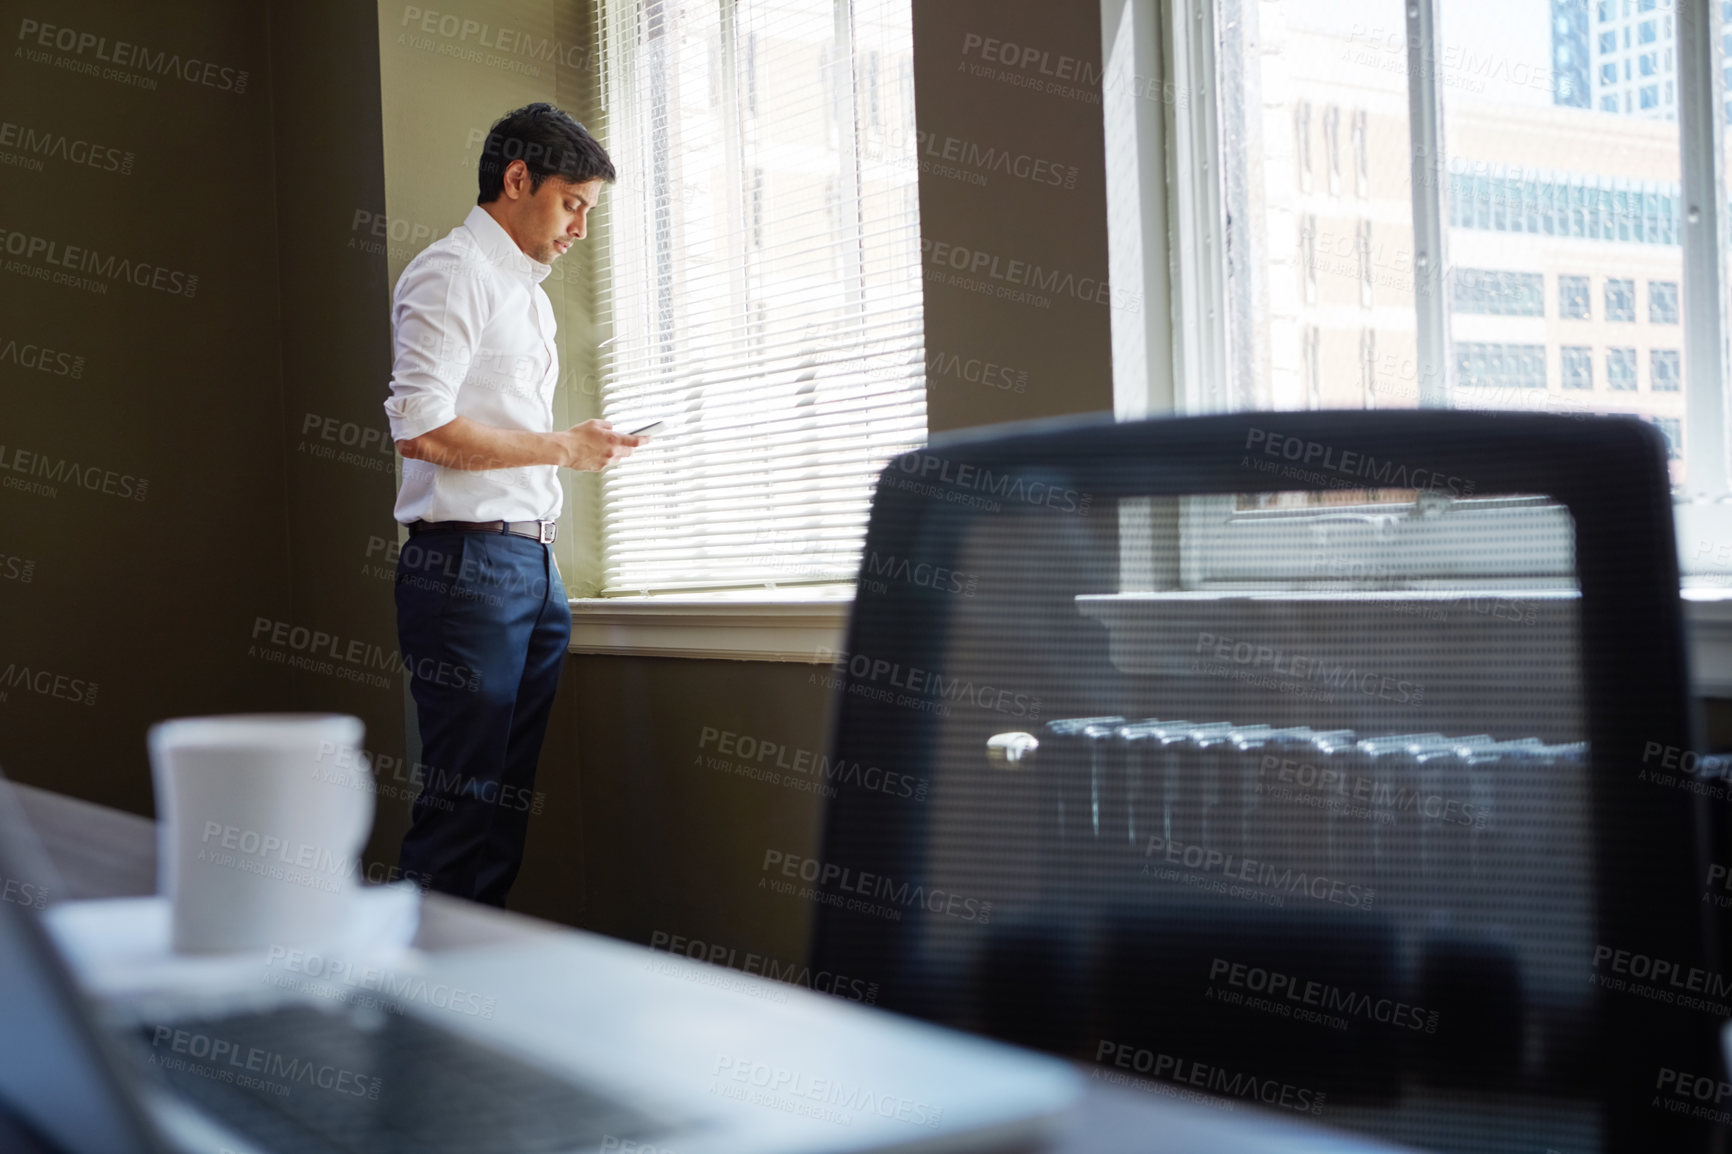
268, 0, 408, 876
0, 0, 289, 805
0, 0, 405, 874
911, 0, 1116, 434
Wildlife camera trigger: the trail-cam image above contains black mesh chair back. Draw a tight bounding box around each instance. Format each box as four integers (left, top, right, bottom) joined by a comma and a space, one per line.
809, 411, 1719, 1153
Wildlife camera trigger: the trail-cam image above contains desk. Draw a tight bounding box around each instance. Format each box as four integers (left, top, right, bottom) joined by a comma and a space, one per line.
13, 783, 1380, 1154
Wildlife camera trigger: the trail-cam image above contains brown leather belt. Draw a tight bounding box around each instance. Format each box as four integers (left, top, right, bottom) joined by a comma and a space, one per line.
408, 519, 557, 544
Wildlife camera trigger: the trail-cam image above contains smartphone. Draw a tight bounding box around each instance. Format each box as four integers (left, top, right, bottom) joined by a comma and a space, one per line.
628, 420, 664, 437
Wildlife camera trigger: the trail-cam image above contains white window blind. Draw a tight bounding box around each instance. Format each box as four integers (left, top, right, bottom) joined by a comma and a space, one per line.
594, 0, 926, 594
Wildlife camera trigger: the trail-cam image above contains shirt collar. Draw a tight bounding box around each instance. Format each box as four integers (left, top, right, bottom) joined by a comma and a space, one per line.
463, 205, 552, 284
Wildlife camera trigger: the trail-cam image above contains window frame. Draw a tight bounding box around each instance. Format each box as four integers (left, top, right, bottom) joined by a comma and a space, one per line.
584, 0, 926, 599
1101, 0, 1732, 590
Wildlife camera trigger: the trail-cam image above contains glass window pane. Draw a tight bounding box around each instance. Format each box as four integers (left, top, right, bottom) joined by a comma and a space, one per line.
1440, 0, 1684, 481
1229, 0, 1416, 411
1649, 279, 1679, 322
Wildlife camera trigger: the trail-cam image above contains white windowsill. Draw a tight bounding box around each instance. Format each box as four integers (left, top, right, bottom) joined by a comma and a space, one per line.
1684, 588, 1732, 697
567, 584, 1732, 694
568, 589, 853, 662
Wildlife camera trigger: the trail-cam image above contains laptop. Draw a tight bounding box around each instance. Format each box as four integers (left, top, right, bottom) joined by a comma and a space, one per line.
0, 774, 1083, 1154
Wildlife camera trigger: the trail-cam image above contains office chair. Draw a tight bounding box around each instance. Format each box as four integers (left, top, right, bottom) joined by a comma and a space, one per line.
808, 411, 1721, 1153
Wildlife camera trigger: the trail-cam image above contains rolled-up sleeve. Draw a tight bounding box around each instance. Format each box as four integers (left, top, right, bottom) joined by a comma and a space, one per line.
385, 255, 489, 443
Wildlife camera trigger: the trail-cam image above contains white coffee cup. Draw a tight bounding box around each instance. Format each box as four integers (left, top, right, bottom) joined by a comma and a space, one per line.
148, 714, 375, 954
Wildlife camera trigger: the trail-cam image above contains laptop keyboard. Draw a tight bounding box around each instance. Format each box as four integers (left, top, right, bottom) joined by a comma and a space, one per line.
133, 1001, 680, 1154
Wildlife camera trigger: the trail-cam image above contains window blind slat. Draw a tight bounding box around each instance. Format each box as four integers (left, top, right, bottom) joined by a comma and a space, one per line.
595, 0, 925, 594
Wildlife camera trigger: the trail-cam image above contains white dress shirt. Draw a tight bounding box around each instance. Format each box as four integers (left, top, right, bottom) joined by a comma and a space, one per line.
384, 205, 562, 525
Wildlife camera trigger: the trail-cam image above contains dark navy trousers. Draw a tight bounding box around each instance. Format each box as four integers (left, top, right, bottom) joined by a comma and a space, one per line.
394, 527, 569, 907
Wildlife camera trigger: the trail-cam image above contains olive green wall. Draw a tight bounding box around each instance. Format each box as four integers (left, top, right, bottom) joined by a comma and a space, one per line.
912, 0, 1117, 434
0, 0, 405, 864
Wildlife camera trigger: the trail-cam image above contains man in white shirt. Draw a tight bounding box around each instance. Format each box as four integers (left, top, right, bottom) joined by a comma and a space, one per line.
384, 104, 640, 906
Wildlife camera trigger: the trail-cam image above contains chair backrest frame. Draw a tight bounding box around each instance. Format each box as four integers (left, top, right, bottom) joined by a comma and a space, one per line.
810, 409, 1718, 1150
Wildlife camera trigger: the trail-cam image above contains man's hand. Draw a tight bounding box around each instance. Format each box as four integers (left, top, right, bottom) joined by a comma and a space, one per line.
397, 416, 645, 472
553, 419, 643, 471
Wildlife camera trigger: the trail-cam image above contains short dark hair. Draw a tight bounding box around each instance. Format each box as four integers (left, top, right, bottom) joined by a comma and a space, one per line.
477, 103, 615, 204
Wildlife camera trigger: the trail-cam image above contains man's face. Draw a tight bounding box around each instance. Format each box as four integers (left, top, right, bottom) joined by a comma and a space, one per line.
523, 175, 603, 264
493, 159, 605, 265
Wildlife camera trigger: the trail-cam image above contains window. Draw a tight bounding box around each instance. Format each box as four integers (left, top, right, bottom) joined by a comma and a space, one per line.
1650, 279, 1679, 323
1351, 109, 1369, 198
1303, 325, 1321, 408
1448, 172, 1677, 245
1456, 343, 1548, 390
1324, 105, 1341, 196
1608, 347, 1639, 390
1605, 278, 1636, 321
1106, 0, 1718, 587
1360, 328, 1377, 407
1655, 416, 1682, 458
1356, 220, 1374, 307
594, 0, 924, 593
1453, 269, 1544, 316
1652, 348, 1681, 391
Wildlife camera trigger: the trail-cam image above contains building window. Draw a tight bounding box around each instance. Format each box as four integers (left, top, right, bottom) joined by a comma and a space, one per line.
1639, 52, 1657, 77
1356, 220, 1373, 308
1449, 170, 1678, 246
1303, 325, 1321, 408
1562, 345, 1594, 389
1295, 101, 1312, 193
1599, 30, 1617, 52
1360, 328, 1377, 408
1453, 268, 1545, 316
1323, 105, 1340, 196
1300, 214, 1317, 305
1652, 348, 1681, 391
1654, 416, 1682, 459
1559, 275, 1592, 319
1456, 343, 1548, 390
1639, 84, 1659, 109
1351, 109, 1369, 198
1650, 279, 1679, 323
1608, 347, 1639, 390
1605, 278, 1636, 321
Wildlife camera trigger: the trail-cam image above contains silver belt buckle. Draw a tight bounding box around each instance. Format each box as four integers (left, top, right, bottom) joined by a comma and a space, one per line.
537, 520, 556, 545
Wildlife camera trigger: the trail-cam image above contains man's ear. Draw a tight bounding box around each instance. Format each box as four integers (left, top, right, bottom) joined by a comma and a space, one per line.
502, 158, 530, 200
